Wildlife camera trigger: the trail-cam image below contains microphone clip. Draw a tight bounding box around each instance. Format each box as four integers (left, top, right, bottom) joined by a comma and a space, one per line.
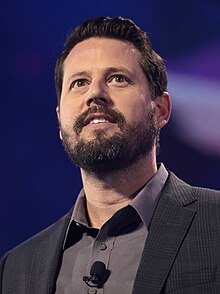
83, 261, 108, 288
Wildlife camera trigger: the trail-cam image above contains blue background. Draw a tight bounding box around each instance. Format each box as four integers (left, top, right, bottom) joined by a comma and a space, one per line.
1, 0, 220, 257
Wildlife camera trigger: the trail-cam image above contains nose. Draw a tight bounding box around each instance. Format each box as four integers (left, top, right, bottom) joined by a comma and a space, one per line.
85, 81, 112, 107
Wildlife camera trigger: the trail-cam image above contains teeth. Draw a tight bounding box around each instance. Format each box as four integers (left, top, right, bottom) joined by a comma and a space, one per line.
89, 118, 109, 124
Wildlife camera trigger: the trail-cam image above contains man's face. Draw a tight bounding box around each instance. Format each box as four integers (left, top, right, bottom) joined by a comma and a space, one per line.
57, 37, 159, 173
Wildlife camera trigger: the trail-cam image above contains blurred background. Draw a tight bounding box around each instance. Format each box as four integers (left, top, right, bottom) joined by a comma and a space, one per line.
1, 0, 220, 257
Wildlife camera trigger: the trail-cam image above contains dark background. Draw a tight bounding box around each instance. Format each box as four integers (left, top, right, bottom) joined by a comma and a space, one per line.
1, 0, 220, 257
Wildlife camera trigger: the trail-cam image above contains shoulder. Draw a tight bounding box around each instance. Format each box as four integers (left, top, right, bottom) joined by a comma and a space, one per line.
1, 210, 72, 264
164, 171, 220, 205
0, 211, 73, 292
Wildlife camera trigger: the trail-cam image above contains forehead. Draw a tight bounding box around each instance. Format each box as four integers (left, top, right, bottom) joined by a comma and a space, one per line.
63, 37, 142, 73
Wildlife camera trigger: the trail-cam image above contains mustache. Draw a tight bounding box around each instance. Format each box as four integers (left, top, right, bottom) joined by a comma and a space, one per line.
73, 106, 126, 134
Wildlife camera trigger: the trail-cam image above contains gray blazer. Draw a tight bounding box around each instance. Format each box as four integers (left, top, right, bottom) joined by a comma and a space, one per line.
1, 172, 220, 293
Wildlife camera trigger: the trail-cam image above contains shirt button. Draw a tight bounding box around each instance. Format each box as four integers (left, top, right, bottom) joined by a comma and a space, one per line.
99, 243, 107, 250
88, 288, 97, 294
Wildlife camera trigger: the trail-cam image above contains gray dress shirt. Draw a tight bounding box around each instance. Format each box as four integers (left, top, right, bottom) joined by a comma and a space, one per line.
55, 164, 168, 294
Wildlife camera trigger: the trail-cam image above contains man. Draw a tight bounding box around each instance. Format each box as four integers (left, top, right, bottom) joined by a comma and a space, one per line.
1, 16, 220, 294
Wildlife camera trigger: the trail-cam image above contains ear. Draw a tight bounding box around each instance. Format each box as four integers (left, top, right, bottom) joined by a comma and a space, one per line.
56, 106, 63, 140
155, 91, 171, 129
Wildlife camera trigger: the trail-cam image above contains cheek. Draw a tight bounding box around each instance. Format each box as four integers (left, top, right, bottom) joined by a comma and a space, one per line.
59, 106, 78, 129
119, 99, 149, 123
59, 95, 85, 124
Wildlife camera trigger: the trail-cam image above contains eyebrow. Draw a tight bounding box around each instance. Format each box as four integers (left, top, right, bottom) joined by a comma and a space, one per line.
105, 67, 134, 77
66, 71, 90, 84
66, 67, 134, 85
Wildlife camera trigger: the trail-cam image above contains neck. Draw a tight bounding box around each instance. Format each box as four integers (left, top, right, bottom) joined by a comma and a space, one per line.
80, 153, 157, 228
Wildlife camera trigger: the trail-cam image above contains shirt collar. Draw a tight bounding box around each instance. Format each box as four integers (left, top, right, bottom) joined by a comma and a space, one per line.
71, 189, 89, 227
63, 163, 168, 247
129, 162, 168, 228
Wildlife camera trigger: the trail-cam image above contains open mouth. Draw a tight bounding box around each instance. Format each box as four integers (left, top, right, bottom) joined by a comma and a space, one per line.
84, 113, 115, 126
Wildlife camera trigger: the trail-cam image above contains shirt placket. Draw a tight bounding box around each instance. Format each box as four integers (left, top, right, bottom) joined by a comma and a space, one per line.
82, 224, 115, 294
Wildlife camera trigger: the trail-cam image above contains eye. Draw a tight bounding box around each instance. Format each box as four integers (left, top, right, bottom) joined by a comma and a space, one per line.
70, 79, 87, 89
110, 75, 129, 84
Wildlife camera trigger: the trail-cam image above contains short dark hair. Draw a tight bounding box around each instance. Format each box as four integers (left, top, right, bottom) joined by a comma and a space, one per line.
55, 16, 167, 104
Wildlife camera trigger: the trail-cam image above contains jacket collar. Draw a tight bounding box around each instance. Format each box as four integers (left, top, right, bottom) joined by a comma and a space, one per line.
132, 172, 197, 294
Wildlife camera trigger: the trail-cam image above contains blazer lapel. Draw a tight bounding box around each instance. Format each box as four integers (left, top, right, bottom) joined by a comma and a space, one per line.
28, 211, 72, 294
132, 173, 197, 294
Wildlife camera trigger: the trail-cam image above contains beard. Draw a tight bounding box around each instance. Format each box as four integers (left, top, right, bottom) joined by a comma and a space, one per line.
60, 105, 159, 173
